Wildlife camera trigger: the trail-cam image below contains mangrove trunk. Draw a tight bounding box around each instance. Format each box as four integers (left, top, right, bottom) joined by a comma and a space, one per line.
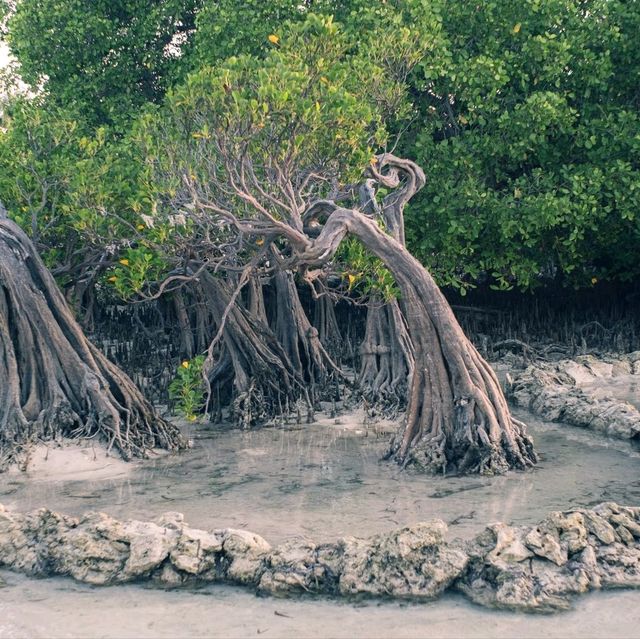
0, 216, 186, 468
300, 206, 538, 475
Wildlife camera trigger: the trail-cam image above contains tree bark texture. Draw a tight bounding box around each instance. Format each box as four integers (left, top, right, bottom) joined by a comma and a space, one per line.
0, 217, 186, 467
358, 300, 414, 407
357, 155, 420, 408
299, 207, 537, 474
312, 294, 344, 363
272, 270, 342, 399
201, 274, 308, 427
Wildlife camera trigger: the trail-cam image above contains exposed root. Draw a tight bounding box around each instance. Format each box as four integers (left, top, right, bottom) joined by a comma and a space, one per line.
0, 218, 186, 470
201, 274, 306, 426
313, 294, 345, 363
297, 203, 538, 475
272, 269, 345, 399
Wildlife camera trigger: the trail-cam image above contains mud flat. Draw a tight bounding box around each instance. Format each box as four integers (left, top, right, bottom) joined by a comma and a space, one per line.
508, 353, 640, 439
1, 391, 639, 636
5, 442, 136, 482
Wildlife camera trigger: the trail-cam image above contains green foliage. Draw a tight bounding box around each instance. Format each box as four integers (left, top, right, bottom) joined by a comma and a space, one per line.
191, 0, 444, 123
0, 100, 99, 273
6, 0, 200, 126
404, 0, 640, 290
137, 15, 386, 229
0, 98, 166, 295
191, 0, 317, 66
0, 100, 79, 236
338, 237, 400, 302
106, 247, 166, 299
169, 355, 206, 421
1, 0, 639, 296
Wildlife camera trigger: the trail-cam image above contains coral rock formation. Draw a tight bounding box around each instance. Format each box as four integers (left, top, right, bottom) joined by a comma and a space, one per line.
1, 502, 639, 612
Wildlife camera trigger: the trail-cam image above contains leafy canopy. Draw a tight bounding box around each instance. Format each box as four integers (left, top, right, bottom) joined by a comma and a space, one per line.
6, 0, 200, 126
1, 0, 639, 295
405, 0, 640, 290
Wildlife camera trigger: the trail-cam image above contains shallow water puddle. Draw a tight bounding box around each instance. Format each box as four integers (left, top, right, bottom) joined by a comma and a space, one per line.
2, 408, 638, 544
2, 406, 640, 638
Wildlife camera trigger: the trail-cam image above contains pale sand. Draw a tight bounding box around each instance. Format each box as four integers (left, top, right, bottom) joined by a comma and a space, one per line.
7, 442, 137, 482
0, 397, 639, 638
1, 571, 639, 639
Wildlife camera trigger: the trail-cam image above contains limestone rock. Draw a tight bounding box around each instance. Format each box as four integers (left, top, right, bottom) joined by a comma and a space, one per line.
54, 512, 131, 585
0, 509, 34, 574
596, 543, 640, 587
0, 502, 638, 613
155, 562, 187, 587
486, 523, 533, 563
121, 520, 178, 579
258, 540, 342, 596
548, 511, 588, 554
8, 509, 77, 578
583, 512, 617, 545
338, 521, 468, 599
458, 503, 640, 612
507, 355, 640, 440
170, 527, 224, 576
525, 526, 567, 566
221, 529, 271, 585
157, 512, 185, 529
610, 513, 640, 538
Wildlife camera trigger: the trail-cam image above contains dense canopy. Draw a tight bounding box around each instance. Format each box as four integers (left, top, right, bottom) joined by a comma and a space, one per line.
2, 0, 638, 293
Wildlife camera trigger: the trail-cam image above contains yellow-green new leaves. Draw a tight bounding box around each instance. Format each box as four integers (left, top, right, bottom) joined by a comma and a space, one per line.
169, 355, 206, 421
140, 14, 385, 218
106, 247, 165, 299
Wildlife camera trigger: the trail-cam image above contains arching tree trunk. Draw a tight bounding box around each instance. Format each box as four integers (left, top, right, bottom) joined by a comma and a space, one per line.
357, 155, 419, 408
0, 217, 186, 468
299, 207, 537, 475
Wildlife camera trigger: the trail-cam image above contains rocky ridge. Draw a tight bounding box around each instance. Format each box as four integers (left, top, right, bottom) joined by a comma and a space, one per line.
1, 502, 639, 612
507, 353, 640, 439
